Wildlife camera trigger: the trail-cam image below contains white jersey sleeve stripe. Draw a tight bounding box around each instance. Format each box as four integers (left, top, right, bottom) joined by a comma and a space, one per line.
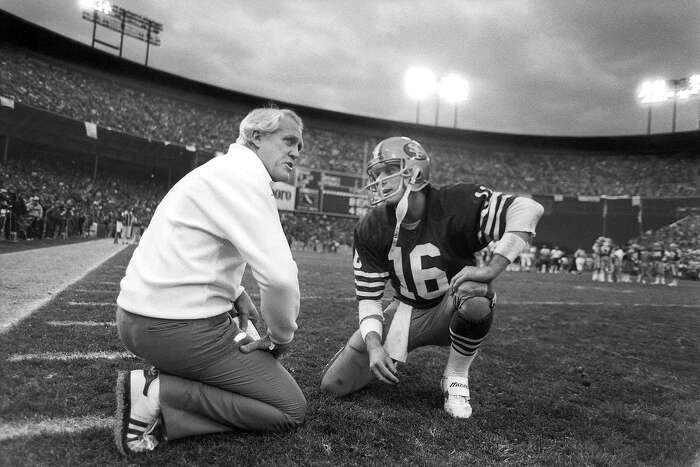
356, 290, 384, 298
354, 270, 390, 279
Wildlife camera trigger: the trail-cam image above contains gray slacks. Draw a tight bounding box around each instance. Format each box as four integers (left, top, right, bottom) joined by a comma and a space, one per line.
116, 307, 306, 440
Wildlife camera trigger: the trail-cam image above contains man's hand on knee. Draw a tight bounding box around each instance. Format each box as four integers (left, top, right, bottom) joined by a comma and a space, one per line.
240, 334, 289, 358
232, 290, 260, 332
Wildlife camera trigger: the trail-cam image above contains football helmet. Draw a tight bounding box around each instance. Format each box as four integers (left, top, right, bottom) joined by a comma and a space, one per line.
364, 136, 430, 206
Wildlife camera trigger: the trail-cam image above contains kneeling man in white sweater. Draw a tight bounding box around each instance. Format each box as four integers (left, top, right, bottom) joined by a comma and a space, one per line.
114, 107, 306, 457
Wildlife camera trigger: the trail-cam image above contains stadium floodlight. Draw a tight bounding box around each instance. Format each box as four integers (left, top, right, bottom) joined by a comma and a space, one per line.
81, 2, 163, 66
404, 67, 437, 124
439, 74, 469, 128
637, 79, 671, 135
80, 0, 112, 14
638, 76, 700, 133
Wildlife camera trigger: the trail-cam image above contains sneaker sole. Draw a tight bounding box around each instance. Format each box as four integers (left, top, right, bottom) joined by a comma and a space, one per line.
114, 370, 131, 457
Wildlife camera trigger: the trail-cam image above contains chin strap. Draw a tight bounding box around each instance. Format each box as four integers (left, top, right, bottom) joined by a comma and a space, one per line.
390, 168, 420, 249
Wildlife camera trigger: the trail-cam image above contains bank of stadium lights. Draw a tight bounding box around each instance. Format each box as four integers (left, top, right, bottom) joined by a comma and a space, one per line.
439, 74, 470, 128
80, 0, 163, 66
404, 67, 437, 124
404, 68, 469, 127
638, 74, 700, 134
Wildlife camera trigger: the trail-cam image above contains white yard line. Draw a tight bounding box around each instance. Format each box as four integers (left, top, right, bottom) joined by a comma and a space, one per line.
47, 320, 115, 327
0, 239, 129, 334
0, 415, 111, 441
7, 351, 136, 362
73, 289, 119, 293
68, 302, 115, 306
507, 301, 700, 308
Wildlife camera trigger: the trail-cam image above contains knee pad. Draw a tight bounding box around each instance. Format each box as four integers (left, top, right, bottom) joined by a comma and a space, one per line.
450, 297, 494, 341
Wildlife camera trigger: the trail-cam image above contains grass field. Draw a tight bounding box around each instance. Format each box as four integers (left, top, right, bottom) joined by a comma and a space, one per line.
1, 247, 699, 466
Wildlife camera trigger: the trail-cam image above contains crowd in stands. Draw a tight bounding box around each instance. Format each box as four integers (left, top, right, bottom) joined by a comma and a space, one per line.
280, 212, 355, 252
0, 153, 357, 251
0, 155, 167, 242
2, 44, 698, 198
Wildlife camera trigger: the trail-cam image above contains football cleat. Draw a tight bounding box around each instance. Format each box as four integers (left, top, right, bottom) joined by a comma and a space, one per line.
441, 376, 472, 419
115, 367, 163, 456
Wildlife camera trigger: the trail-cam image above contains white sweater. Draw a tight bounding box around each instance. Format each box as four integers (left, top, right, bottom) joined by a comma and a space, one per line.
117, 144, 300, 344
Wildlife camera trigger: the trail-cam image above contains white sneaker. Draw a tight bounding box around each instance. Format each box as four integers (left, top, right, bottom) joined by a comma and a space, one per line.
441, 376, 472, 419
115, 368, 162, 456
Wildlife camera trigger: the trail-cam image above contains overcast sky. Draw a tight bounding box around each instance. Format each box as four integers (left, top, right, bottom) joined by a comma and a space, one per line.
2, 0, 699, 136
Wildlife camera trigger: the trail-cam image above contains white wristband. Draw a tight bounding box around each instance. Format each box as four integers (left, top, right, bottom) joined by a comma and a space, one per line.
360, 318, 383, 342
493, 232, 528, 263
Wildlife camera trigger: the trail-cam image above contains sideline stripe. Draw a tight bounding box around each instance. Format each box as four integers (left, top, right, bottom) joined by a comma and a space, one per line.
7, 351, 136, 362
0, 416, 111, 441
0, 240, 129, 334
48, 320, 115, 327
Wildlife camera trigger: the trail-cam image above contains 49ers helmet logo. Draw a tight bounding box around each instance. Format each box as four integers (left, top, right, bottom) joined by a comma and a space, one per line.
403, 141, 427, 160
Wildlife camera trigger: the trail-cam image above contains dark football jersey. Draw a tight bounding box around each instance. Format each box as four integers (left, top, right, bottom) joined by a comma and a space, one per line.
353, 184, 515, 309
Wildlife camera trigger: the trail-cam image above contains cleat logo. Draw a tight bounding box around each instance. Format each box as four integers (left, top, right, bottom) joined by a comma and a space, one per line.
449, 382, 468, 388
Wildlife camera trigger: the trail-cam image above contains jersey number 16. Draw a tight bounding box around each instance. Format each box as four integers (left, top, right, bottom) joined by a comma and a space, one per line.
388, 243, 448, 300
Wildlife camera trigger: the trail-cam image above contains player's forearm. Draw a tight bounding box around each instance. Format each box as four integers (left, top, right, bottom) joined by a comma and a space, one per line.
358, 299, 383, 346
364, 331, 383, 350
483, 253, 510, 280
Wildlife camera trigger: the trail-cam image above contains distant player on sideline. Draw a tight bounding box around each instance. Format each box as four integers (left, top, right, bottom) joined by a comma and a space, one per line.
320, 137, 544, 418
114, 108, 306, 456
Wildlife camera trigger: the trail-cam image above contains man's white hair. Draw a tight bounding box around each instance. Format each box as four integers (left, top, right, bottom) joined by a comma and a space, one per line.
236, 108, 303, 146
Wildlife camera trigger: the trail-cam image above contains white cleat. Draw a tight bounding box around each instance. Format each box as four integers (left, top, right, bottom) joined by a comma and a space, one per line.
441, 376, 472, 419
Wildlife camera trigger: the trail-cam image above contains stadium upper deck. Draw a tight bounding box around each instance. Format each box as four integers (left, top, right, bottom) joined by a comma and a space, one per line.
1, 10, 698, 197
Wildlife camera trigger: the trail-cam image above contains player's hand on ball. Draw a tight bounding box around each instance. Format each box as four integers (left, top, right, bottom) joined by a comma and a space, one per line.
367, 344, 399, 385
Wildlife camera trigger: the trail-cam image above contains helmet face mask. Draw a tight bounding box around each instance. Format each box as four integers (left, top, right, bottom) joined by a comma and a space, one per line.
364, 137, 430, 206
365, 160, 408, 206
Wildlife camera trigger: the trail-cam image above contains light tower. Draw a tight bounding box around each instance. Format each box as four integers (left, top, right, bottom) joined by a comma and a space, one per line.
80, 0, 163, 66
404, 67, 436, 124
439, 74, 470, 128
637, 79, 670, 135
638, 75, 700, 134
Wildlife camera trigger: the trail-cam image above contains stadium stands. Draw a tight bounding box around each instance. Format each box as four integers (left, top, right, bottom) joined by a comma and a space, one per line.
1, 43, 698, 198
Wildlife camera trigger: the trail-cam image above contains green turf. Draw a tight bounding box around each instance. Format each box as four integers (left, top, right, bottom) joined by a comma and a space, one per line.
0, 248, 698, 466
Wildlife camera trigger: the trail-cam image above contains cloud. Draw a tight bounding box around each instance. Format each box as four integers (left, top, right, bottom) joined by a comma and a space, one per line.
2, 0, 699, 135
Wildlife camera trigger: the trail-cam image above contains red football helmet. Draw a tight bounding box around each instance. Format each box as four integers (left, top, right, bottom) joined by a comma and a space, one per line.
364, 136, 430, 206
